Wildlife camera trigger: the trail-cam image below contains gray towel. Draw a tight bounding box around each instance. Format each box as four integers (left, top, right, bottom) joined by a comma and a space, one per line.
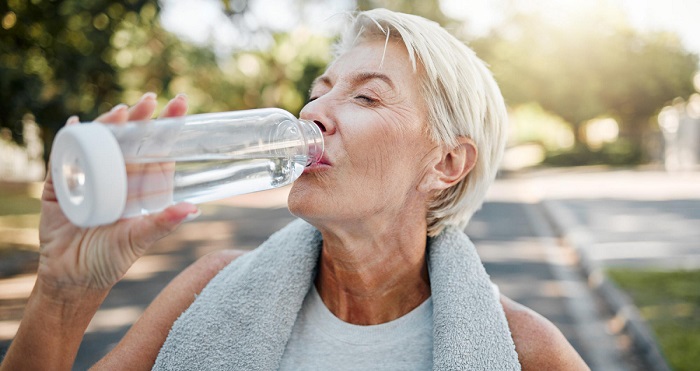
154, 219, 520, 370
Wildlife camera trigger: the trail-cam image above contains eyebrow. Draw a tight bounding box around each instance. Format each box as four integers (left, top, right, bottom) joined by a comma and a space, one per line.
310, 71, 396, 94
353, 71, 395, 89
310, 75, 331, 92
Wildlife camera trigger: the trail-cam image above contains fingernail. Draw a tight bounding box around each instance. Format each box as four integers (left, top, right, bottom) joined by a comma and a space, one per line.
110, 104, 128, 112
183, 209, 201, 222
66, 115, 80, 125
140, 92, 157, 102
175, 93, 188, 100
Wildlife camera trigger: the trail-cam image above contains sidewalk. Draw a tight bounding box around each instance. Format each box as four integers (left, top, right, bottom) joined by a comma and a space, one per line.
523, 168, 700, 269
505, 167, 700, 371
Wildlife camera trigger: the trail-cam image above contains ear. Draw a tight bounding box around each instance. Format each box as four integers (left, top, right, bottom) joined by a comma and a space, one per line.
418, 137, 477, 193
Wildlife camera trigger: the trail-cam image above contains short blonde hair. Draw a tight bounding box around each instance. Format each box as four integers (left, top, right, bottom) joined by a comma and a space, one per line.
334, 9, 508, 236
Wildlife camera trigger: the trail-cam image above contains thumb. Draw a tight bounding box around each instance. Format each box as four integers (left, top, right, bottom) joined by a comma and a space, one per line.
128, 203, 199, 252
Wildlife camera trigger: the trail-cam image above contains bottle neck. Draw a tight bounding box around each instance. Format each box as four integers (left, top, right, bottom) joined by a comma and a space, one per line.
298, 119, 324, 166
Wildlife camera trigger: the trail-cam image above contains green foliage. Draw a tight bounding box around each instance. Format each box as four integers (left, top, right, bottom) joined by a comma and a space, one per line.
508, 103, 574, 151
543, 140, 642, 167
0, 0, 164, 157
607, 268, 700, 371
190, 29, 331, 116
471, 7, 698, 158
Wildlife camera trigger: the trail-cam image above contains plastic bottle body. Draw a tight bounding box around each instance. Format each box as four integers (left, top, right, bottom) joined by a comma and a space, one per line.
50, 108, 323, 227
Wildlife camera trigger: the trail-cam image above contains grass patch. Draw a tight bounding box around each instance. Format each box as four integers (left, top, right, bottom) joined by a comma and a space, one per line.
607, 268, 700, 371
0, 194, 41, 216
0, 191, 41, 253
0, 185, 41, 276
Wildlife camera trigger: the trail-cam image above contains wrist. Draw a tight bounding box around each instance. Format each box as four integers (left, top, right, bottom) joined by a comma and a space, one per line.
0, 284, 108, 371
32, 276, 110, 319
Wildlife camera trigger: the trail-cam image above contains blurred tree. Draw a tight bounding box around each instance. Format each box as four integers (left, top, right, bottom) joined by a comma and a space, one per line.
0, 0, 169, 161
159, 27, 331, 116
471, 8, 698, 160
220, 29, 331, 115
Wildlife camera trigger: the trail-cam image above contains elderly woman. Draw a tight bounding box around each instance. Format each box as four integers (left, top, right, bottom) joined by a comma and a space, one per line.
1, 8, 588, 371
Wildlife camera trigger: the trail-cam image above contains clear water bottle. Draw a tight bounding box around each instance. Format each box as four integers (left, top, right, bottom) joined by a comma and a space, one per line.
50, 108, 324, 227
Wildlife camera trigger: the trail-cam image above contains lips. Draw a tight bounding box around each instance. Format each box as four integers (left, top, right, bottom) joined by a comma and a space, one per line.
318, 155, 332, 166
304, 154, 332, 173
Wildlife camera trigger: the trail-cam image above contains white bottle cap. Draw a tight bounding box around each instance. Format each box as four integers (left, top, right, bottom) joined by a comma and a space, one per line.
50, 123, 127, 227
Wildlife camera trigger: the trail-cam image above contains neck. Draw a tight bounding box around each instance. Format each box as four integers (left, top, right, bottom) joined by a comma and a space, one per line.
314, 220, 431, 325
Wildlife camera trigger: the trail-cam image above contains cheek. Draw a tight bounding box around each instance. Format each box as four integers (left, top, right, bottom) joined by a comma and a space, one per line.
356, 130, 426, 194
347, 124, 401, 181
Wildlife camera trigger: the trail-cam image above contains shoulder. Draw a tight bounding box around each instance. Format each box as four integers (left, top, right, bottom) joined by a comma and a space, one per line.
166, 249, 248, 294
141, 248, 248, 322
499, 294, 590, 371
182, 249, 247, 284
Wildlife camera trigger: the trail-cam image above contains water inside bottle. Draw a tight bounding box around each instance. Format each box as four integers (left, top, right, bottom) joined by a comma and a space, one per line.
121, 154, 306, 218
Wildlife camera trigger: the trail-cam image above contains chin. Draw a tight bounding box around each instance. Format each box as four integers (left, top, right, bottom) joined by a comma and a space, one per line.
287, 181, 314, 217
288, 180, 334, 226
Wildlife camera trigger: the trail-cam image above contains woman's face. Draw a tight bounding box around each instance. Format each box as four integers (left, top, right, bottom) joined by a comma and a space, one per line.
288, 40, 439, 229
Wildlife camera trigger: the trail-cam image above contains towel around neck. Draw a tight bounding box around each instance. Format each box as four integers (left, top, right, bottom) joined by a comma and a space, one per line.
153, 219, 520, 370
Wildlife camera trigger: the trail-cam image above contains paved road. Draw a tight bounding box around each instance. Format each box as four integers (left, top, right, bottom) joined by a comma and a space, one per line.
528, 169, 700, 370
466, 199, 641, 370
517, 168, 700, 270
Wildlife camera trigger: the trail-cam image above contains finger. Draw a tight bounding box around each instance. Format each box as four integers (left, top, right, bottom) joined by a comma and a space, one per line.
66, 115, 80, 126
94, 104, 129, 124
127, 202, 199, 252
158, 93, 188, 118
128, 92, 158, 121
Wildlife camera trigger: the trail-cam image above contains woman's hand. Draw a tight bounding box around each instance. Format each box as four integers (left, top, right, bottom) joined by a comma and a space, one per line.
0, 93, 198, 371
37, 93, 198, 296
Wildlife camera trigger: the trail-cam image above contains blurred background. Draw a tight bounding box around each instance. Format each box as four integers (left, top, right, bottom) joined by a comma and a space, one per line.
1, 0, 699, 369
2, 0, 700, 175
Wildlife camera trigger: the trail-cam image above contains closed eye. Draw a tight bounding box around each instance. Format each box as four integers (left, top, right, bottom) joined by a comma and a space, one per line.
355, 95, 378, 105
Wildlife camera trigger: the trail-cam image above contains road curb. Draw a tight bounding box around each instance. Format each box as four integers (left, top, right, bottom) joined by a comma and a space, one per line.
539, 199, 671, 371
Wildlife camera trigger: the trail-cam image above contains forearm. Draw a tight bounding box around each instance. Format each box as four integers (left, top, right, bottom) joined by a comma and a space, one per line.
91, 250, 244, 370
0, 281, 109, 371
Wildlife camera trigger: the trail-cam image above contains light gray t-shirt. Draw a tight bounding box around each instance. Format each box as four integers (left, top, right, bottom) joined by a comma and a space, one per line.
279, 285, 434, 370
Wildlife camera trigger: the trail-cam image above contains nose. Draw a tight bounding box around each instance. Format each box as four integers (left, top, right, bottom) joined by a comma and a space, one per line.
300, 97, 336, 136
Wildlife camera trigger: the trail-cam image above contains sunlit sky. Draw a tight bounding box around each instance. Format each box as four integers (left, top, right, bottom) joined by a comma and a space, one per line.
160, 0, 700, 56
